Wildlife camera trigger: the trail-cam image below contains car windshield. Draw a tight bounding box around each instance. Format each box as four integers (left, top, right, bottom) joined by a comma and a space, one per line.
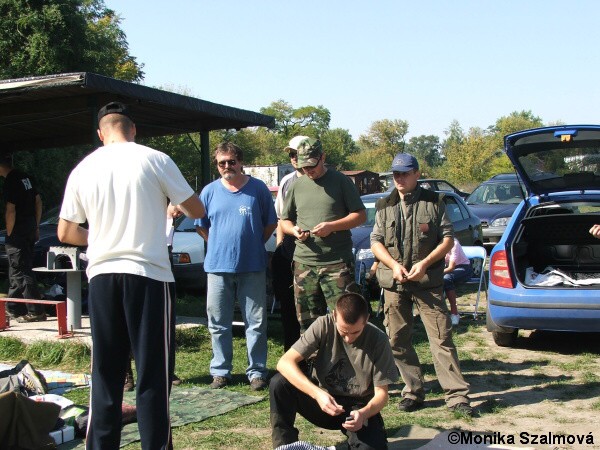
175, 216, 197, 232
516, 146, 600, 192
467, 183, 523, 205
363, 201, 377, 226
40, 206, 60, 225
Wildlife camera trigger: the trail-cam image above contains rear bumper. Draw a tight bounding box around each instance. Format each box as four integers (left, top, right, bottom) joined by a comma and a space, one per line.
488, 287, 600, 332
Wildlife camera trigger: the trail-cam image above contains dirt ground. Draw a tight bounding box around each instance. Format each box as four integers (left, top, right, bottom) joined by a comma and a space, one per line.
405, 291, 600, 449
293, 289, 600, 449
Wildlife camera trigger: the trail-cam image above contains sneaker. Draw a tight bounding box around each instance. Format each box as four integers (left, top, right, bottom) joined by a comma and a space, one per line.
209, 376, 228, 389
451, 314, 460, 326
398, 397, 424, 412
16, 313, 47, 323
124, 368, 134, 392
449, 402, 473, 416
17, 362, 49, 395
249, 377, 268, 391
171, 374, 182, 386
7, 311, 23, 320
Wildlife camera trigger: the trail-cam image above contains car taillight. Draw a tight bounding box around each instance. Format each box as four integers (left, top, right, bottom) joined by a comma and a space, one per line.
490, 250, 514, 288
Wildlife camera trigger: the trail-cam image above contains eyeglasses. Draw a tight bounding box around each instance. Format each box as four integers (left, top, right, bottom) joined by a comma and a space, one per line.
217, 159, 237, 168
289, 151, 298, 159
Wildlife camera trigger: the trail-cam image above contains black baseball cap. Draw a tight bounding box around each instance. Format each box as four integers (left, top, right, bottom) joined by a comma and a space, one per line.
0, 153, 12, 165
97, 101, 130, 124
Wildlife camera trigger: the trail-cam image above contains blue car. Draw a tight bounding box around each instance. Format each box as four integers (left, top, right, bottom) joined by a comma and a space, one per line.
487, 125, 600, 347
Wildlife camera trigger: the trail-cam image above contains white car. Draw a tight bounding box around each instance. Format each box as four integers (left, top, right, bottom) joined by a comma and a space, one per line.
171, 216, 206, 292
171, 216, 276, 293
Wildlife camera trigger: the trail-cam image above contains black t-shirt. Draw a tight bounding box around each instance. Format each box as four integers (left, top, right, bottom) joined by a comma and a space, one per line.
3, 169, 38, 238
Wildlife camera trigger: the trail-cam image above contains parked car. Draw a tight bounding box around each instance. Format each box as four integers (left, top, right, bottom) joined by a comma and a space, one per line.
418, 178, 470, 199
352, 191, 483, 292
465, 173, 525, 247
0, 206, 81, 278
171, 216, 206, 292
379, 173, 470, 198
487, 125, 600, 347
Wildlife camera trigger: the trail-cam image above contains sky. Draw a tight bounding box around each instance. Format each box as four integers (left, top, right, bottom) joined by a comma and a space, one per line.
104, 0, 600, 141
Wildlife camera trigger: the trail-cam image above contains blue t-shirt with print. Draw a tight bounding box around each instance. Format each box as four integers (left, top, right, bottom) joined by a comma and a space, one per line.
196, 177, 277, 273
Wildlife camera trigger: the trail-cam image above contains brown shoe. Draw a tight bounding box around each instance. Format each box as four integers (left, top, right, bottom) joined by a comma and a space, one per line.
171, 373, 182, 386
209, 376, 228, 389
124, 368, 135, 392
249, 377, 268, 391
16, 313, 47, 323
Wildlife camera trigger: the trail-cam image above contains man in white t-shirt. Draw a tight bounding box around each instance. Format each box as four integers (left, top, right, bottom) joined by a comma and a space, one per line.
58, 101, 205, 450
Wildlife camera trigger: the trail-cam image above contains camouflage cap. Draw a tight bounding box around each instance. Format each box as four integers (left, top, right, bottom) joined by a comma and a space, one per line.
294, 137, 323, 168
284, 135, 309, 153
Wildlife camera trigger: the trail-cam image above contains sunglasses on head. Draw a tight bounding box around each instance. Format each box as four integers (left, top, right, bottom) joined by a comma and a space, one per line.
217, 159, 237, 168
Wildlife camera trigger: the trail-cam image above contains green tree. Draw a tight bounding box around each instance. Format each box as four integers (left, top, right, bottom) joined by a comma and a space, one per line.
442, 126, 498, 184
320, 128, 357, 169
260, 100, 330, 139
347, 146, 390, 173
0, 0, 143, 81
487, 111, 544, 174
405, 135, 442, 172
0, 0, 144, 215
357, 119, 409, 159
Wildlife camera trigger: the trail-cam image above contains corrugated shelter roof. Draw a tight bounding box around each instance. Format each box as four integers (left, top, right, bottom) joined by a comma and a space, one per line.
0, 72, 274, 152
341, 170, 379, 176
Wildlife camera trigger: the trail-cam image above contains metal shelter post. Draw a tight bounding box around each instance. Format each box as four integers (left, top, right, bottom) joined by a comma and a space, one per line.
200, 131, 210, 189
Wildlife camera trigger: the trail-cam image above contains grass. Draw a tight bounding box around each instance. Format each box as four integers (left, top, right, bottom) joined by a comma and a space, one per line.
2, 284, 600, 449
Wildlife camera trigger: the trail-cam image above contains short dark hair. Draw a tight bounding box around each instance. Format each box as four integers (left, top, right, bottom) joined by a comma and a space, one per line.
214, 142, 243, 163
0, 153, 12, 167
335, 292, 369, 324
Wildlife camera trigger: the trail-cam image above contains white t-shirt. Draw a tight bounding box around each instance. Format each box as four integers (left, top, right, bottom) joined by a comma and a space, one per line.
274, 171, 298, 218
60, 142, 194, 282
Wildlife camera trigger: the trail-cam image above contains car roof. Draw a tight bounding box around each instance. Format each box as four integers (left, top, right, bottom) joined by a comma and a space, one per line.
360, 190, 461, 201
488, 173, 520, 181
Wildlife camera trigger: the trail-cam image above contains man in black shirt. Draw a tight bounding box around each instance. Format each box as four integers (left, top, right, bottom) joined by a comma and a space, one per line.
0, 153, 45, 322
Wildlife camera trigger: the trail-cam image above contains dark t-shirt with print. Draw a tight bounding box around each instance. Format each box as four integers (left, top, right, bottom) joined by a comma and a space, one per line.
3, 169, 38, 239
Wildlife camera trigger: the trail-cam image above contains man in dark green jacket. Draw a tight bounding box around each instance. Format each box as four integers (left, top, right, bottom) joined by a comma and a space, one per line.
370, 153, 472, 416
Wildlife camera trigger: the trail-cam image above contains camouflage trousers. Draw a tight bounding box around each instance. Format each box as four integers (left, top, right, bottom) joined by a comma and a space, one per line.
293, 261, 358, 332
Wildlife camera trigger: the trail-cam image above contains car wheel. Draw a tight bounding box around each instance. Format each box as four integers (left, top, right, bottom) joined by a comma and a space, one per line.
492, 329, 518, 347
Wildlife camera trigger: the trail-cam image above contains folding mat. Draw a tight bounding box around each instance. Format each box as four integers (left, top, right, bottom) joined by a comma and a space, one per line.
62, 386, 264, 448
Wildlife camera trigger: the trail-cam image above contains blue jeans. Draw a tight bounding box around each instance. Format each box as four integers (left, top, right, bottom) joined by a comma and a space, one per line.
206, 271, 268, 381
443, 264, 473, 291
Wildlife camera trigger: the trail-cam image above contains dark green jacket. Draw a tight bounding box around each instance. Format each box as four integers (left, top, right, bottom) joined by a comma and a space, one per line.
370, 186, 453, 291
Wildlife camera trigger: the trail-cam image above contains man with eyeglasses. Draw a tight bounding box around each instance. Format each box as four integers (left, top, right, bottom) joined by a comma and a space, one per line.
196, 142, 277, 391
370, 153, 472, 416
271, 137, 305, 350
280, 137, 366, 332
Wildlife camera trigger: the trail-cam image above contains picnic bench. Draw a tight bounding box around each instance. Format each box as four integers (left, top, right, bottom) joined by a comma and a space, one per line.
0, 297, 70, 337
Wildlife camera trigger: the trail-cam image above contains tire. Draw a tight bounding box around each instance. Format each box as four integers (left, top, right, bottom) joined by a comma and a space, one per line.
492, 329, 518, 347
